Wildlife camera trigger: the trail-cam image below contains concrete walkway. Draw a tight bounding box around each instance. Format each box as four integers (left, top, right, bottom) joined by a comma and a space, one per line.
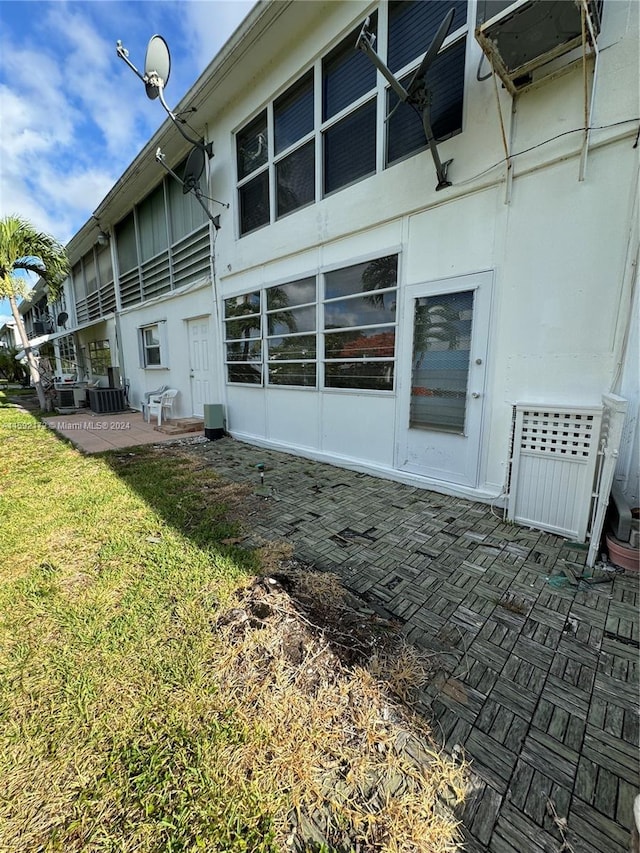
38, 421, 639, 851
186, 437, 638, 853
42, 411, 202, 452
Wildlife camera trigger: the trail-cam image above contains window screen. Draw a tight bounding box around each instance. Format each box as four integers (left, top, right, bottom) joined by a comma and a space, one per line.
167, 168, 206, 244
97, 244, 113, 286
386, 38, 466, 165
277, 140, 315, 217
388, 0, 467, 72
138, 184, 168, 262
324, 99, 376, 195
115, 213, 138, 275
274, 71, 314, 154
322, 14, 377, 121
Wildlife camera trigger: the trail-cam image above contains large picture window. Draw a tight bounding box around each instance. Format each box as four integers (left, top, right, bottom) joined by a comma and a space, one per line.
225, 255, 398, 392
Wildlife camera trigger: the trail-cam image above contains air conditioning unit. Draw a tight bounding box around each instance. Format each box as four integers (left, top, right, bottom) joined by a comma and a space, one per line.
476, 0, 603, 95
88, 388, 126, 414
33, 320, 54, 335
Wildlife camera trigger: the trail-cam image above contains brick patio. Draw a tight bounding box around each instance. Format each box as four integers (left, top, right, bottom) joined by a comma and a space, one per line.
40, 419, 640, 851
188, 436, 638, 853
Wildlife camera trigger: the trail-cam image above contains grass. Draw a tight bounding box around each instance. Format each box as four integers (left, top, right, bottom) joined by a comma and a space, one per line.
0, 396, 467, 852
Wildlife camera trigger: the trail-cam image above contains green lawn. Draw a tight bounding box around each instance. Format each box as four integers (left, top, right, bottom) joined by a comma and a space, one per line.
0, 397, 465, 853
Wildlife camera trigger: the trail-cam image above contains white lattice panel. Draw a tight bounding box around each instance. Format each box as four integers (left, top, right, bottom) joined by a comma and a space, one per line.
508, 404, 602, 541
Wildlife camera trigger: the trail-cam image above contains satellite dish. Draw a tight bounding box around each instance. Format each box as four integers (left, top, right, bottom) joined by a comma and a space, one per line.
356, 7, 456, 190
406, 7, 455, 100
144, 35, 171, 100
116, 34, 214, 157
182, 145, 205, 194
57, 312, 68, 327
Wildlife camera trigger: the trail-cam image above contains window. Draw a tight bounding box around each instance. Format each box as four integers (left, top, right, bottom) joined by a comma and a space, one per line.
58, 335, 76, 374
96, 244, 113, 286
88, 339, 112, 376
267, 278, 317, 387
224, 292, 262, 383
140, 324, 166, 368
138, 184, 168, 261
410, 290, 474, 432
275, 70, 315, 218
72, 261, 86, 301
115, 213, 138, 275
322, 16, 377, 120
324, 255, 397, 391
237, 111, 270, 235
84, 253, 98, 295
386, 0, 467, 166
232, 1, 468, 232
322, 16, 377, 195
168, 156, 208, 243
225, 255, 398, 391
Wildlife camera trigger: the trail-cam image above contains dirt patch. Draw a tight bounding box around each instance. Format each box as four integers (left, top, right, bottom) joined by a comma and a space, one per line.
214, 565, 467, 852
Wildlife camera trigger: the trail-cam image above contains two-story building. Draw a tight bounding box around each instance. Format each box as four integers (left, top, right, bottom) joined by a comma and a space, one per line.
46, 0, 638, 537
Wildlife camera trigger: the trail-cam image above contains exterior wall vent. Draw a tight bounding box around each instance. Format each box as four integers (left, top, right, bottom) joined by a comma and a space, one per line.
507, 403, 602, 541
475, 0, 603, 95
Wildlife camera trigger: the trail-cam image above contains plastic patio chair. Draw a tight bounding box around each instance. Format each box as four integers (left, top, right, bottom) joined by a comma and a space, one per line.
147, 389, 179, 427
141, 384, 169, 421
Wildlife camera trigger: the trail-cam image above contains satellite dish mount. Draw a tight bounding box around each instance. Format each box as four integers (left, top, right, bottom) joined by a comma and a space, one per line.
116, 34, 213, 158
356, 8, 455, 191
155, 145, 228, 230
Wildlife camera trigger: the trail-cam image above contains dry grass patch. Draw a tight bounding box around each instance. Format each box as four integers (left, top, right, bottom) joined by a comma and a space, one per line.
0, 406, 467, 852
209, 567, 468, 852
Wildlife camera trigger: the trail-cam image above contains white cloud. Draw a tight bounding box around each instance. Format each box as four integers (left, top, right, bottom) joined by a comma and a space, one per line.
181, 0, 256, 73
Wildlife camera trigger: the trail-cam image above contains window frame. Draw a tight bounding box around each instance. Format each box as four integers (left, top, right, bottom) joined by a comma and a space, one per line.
139, 322, 168, 369
224, 252, 400, 394
233, 1, 469, 235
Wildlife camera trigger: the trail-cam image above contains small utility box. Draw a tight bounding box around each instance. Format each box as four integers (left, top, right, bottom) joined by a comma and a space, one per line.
203, 404, 224, 440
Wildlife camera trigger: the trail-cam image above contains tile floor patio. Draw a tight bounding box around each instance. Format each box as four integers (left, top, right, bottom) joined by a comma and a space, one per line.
42, 422, 639, 853
41, 410, 202, 452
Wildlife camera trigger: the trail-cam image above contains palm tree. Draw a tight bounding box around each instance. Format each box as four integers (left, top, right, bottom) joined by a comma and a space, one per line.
0, 216, 69, 410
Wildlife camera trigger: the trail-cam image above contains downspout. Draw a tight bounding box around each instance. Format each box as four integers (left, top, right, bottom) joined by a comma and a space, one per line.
204, 124, 227, 425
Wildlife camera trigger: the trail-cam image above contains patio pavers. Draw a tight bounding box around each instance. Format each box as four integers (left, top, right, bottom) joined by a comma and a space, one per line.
186, 436, 638, 853
35, 421, 640, 850
42, 411, 203, 452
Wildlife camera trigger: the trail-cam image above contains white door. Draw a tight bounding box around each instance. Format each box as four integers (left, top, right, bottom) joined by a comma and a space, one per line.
187, 317, 211, 417
397, 272, 492, 487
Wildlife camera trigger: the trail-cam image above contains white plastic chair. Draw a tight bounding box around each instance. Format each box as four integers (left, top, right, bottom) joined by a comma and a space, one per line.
147, 389, 178, 427
141, 384, 169, 421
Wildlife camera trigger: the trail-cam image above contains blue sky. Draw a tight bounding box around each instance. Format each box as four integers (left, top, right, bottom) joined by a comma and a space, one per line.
0, 0, 255, 324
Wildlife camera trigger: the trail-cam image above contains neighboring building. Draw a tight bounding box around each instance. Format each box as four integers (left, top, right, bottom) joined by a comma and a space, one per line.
47, 1, 640, 530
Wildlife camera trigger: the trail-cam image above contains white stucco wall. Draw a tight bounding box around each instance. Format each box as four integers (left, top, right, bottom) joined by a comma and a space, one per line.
118, 282, 218, 420
178, 0, 639, 500
67, 0, 638, 503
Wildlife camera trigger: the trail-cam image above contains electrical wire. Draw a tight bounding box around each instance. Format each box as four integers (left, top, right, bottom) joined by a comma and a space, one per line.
454, 117, 640, 187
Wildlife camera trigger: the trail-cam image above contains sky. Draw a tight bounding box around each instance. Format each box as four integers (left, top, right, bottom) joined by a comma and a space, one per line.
0, 0, 255, 325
